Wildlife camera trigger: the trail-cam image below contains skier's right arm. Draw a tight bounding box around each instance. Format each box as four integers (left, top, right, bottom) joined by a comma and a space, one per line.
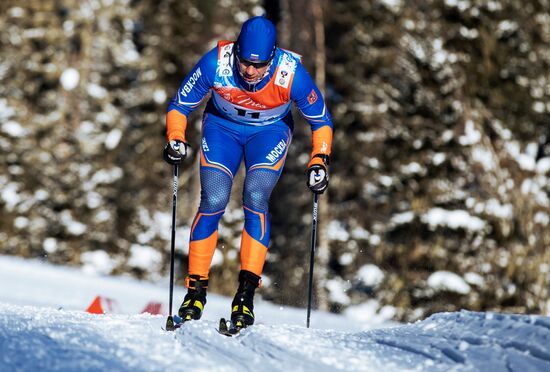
166, 47, 218, 143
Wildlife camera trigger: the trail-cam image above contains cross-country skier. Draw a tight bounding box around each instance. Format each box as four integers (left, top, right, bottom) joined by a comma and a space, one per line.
163, 16, 333, 328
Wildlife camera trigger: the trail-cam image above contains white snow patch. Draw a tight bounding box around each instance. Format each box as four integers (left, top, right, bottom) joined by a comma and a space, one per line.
365, 157, 380, 169
118, 40, 140, 64
60, 68, 80, 90
0, 256, 549, 370
497, 20, 518, 37
87, 83, 107, 99
428, 271, 471, 294
460, 26, 479, 39
400, 162, 425, 175
521, 179, 549, 207
338, 252, 354, 266
344, 300, 397, 327
486, 1, 502, 11
369, 234, 381, 246
441, 129, 454, 142
432, 153, 446, 166
1, 121, 27, 137
326, 277, 351, 305
104, 128, 122, 150
464, 272, 485, 287
0, 99, 16, 120
536, 157, 550, 174
94, 210, 112, 223
153, 89, 167, 104
472, 146, 495, 171
43, 238, 58, 254
97, 111, 114, 124
127, 244, 162, 271
60, 210, 87, 236
211, 249, 223, 267
505, 141, 536, 171
14, 216, 29, 229
327, 220, 350, 242
34, 189, 49, 201
63, 20, 75, 34
534, 212, 549, 226
459, 120, 481, 146
22, 28, 46, 39
431, 38, 457, 66
84, 167, 124, 191
152, 211, 173, 241
379, 0, 403, 12
8, 7, 25, 17
422, 208, 486, 231
350, 226, 371, 240
81, 250, 117, 276
1, 182, 21, 211
483, 199, 513, 219
445, 0, 471, 12
533, 101, 546, 113
390, 211, 415, 225
86, 192, 102, 209
356, 264, 384, 288
379, 175, 393, 187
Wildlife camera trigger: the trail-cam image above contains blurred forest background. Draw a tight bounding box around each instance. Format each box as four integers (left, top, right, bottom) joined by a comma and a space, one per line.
1, 0, 549, 322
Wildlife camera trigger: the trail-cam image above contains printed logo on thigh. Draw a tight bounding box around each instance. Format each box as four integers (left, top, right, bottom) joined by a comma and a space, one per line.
249, 137, 290, 172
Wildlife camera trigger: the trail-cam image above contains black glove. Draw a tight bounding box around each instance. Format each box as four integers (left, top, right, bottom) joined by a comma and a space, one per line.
306, 155, 329, 194
163, 140, 188, 165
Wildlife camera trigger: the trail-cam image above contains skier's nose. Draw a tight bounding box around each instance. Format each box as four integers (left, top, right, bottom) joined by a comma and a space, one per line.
246, 65, 256, 75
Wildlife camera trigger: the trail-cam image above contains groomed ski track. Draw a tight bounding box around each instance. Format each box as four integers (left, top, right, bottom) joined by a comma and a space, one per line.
1, 304, 550, 371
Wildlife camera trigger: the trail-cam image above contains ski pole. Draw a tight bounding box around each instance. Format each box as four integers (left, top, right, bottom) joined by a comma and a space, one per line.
166, 164, 179, 331
306, 193, 319, 328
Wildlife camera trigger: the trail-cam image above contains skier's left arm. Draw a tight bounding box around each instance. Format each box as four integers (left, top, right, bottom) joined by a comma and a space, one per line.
291, 63, 333, 193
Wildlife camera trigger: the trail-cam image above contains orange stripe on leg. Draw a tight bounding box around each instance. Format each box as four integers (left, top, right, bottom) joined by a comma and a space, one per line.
188, 231, 218, 278
240, 229, 268, 277
243, 206, 265, 240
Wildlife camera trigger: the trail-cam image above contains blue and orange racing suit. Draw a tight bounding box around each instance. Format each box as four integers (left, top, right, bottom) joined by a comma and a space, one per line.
166, 41, 333, 278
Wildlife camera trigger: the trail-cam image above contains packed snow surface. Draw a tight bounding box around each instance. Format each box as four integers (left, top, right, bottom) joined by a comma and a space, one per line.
1, 256, 549, 371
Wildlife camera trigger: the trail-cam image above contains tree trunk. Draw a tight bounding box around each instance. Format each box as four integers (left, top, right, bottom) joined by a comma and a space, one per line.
310, 0, 330, 312
277, 0, 330, 311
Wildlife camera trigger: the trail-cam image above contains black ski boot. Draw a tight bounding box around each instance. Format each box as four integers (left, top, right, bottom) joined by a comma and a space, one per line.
231, 270, 261, 328
178, 275, 208, 321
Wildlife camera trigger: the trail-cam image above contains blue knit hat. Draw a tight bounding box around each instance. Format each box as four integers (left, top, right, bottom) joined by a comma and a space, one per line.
236, 16, 277, 63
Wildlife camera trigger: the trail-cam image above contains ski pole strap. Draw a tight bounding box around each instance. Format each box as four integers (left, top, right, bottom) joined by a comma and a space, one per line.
312, 153, 330, 166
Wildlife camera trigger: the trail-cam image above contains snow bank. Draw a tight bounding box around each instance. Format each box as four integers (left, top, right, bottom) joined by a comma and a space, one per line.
1, 304, 549, 371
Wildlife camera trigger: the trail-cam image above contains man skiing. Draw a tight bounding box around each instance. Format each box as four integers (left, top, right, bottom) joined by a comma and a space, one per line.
163, 16, 333, 329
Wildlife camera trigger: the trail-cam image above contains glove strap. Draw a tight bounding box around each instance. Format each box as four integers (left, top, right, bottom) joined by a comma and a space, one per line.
312, 154, 330, 166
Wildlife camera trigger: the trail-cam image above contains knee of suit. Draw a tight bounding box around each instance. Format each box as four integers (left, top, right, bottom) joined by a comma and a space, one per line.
243, 189, 269, 212
243, 169, 280, 212
199, 167, 233, 211
199, 190, 231, 212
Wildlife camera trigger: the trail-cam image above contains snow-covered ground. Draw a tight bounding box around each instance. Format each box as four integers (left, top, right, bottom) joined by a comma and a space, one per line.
1, 255, 549, 371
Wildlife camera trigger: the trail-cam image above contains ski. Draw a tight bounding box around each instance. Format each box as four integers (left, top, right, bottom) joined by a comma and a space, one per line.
217, 317, 246, 337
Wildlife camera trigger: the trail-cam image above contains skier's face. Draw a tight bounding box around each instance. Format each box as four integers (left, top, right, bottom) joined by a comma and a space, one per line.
237, 56, 271, 83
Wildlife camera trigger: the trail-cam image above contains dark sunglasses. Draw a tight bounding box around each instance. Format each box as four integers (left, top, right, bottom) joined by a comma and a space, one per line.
236, 54, 272, 69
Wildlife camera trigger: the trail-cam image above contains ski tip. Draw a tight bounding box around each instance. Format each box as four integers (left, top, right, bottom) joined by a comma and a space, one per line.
217, 317, 244, 337
165, 315, 175, 331
163, 315, 186, 332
